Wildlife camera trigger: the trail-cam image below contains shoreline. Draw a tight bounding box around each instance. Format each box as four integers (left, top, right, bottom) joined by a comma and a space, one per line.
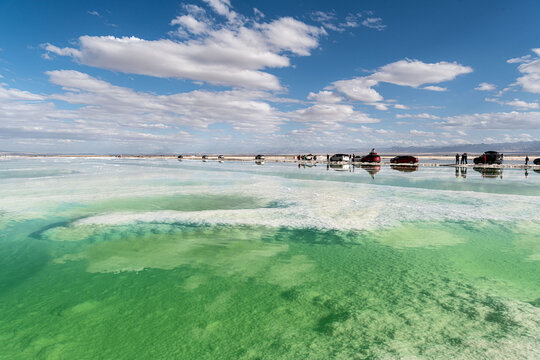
1, 154, 538, 169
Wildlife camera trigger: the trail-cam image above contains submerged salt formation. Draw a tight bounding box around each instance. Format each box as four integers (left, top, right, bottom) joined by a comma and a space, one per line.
0, 158, 539, 359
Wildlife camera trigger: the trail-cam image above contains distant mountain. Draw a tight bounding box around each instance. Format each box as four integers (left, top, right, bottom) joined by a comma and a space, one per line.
377, 140, 540, 155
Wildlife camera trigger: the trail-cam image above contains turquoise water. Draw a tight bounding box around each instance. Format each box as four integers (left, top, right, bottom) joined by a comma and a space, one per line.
0, 158, 539, 359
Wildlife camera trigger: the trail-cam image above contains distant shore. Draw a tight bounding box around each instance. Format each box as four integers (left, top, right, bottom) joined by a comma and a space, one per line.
2, 153, 538, 169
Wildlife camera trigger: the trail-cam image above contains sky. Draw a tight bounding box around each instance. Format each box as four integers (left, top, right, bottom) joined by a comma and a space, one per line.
0, 0, 539, 154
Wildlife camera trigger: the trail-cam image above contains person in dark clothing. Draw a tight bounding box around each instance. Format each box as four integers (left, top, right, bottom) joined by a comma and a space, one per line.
456, 153, 460, 165
525, 155, 529, 165
460, 153, 465, 164
326, 154, 329, 162
500, 153, 504, 164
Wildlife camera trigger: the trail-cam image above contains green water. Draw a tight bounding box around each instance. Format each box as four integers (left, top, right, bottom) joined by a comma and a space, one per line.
0, 158, 539, 359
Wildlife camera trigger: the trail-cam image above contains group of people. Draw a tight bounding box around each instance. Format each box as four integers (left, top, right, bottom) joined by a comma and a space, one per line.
455, 153, 468, 164
297, 154, 317, 161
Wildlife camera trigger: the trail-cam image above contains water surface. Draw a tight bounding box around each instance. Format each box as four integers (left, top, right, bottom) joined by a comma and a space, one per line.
0, 158, 539, 359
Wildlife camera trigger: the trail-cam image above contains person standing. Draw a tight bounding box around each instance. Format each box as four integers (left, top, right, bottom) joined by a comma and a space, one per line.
500, 153, 504, 164
326, 154, 329, 162
525, 155, 529, 165
455, 153, 460, 165
460, 153, 465, 164
464, 153, 468, 164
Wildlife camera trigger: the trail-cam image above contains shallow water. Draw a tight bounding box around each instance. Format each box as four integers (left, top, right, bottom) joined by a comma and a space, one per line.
0, 158, 539, 359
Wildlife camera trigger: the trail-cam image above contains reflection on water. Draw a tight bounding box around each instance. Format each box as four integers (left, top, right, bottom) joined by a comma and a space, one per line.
390, 164, 419, 172
329, 163, 350, 172
355, 164, 380, 179
255, 160, 265, 165
474, 167, 503, 179
455, 166, 467, 178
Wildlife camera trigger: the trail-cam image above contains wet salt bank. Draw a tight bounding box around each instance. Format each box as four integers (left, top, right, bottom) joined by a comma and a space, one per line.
0, 158, 539, 359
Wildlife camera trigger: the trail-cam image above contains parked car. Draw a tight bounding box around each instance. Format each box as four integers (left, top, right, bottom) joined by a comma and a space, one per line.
202, 155, 208, 160
534, 158, 540, 165
330, 154, 350, 162
354, 152, 381, 163
473, 151, 502, 165
218, 155, 224, 160
390, 155, 418, 164
255, 154, 265, 160
177, 155, 183, 159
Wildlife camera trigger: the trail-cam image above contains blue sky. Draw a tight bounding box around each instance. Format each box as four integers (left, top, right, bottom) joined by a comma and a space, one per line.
0, 0, 539, 153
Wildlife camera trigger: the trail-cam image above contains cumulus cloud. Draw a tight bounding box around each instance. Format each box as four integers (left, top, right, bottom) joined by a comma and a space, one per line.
486, 97, 539, 110
506, 49, 540, 94
43, 2, 325, 90
370, 59, 472, 87
332, 77, 383, 103
422, 86, 446, 91
475, 82, 496, 91
307, 90, 342, 103
506, 99, 540, 109
437, 111, 540, 129
394, 104, 409, 110
396, 113, 440, 120
45, 70, 284, 133
330, 59, 472, 108
292, 104, 379, 125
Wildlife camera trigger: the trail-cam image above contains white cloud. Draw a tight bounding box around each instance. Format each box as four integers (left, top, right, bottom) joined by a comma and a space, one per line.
485, 97, 539, 110
253, 8, 264, 19
475, 82, 495, 91
438, 111, 540, 129
332, 77, 382, 103
507, 54, 531, 63
330, 59, 471, 108
307, 90, 342, 103
507, 49, 540, 94
0, 84, 44, 101
422, 86, 446, 91
394, 104, 409, 110
44, 4, 325, 90
202, 0, 238, 23
361, 17, 386, 31
409, 129, 434, 136
396, 113, 440, 120
370, 59, 472, 88
170, 15, 209, 34
506, 99, 539, 110
45, 70, 284, 133
292, 104, 379, 126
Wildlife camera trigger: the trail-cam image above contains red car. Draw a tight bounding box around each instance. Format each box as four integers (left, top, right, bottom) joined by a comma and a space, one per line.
354, 152, 381, 163
390, 155, 418, 164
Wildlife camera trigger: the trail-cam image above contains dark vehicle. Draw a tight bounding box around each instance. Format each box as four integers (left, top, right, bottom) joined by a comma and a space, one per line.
353, 152, 381, 163
255, 154, 265, 160
473, 167, 503, 179
330, 154, 350, 162
202, 155, 208, 160
534, 158, 540, 165
390, 155, 418, 164
177, 155, 183, 159
391, 164, 419, 172
473, 151, 502, 165
218, 155, 224, 160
